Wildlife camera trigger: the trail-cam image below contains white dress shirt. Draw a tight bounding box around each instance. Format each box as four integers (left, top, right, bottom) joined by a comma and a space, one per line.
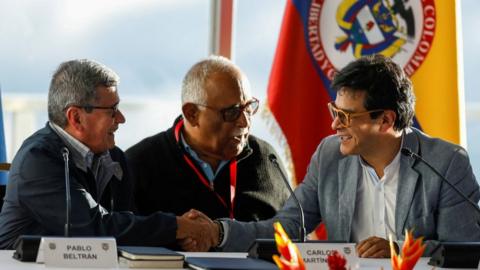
350, 149, 401, 242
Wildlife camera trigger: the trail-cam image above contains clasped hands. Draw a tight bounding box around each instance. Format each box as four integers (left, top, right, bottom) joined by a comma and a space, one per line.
176, 209, 219, 251
356, 236, 398, 258
176, 211, 398, 256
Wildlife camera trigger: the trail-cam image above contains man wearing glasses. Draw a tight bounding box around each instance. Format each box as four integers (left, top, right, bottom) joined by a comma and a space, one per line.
0, 59, 218, 250
126, 56, 289, 241
189, 54, 480, 256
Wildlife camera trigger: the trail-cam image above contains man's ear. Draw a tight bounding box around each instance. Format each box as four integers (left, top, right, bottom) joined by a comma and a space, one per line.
182, 103, 200, 126
65, 107, 85, 132
379, 110, 396, 132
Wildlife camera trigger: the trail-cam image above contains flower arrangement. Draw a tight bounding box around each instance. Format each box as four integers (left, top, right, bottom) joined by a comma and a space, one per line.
272, 223, 425, 270
272, 222, 306, 270
389, 230, 426, 270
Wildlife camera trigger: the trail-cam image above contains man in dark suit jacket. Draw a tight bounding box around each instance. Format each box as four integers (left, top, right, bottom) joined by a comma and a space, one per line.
126, 56, 289, 232
0, 59, 217, 250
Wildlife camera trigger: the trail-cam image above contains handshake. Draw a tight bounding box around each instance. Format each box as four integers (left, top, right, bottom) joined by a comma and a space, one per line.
175, 209, 221, 251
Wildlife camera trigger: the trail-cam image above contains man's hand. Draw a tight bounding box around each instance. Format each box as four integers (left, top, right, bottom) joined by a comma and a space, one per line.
356, 236, 397, 258
176, 209, 219, 252
183, 209, 212, 222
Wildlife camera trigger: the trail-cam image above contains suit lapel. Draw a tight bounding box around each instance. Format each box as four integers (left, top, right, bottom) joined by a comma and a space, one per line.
395, 128, 420, 236
338, 155, 360, 241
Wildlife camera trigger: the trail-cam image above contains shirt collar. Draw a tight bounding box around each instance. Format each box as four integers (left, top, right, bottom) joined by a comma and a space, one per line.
49, 122, 95, 171
359, 135, 404, 180
49, 122, 122, 180
180, 132, 229, 164
180, 132, 229, 180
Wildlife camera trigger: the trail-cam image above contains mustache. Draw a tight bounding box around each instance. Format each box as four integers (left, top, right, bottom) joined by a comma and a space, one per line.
109, 126, 119, 133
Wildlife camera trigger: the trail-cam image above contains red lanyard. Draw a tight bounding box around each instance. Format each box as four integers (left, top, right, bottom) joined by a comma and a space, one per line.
174, 119, 237, 218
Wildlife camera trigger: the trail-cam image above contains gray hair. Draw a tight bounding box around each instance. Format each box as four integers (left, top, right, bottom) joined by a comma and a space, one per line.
48, 59, 120, 127
181, 55, 241, 105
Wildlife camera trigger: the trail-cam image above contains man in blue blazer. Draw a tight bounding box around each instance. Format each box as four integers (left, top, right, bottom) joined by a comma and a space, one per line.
0, 59, 217, 250
185, 54, 480, 257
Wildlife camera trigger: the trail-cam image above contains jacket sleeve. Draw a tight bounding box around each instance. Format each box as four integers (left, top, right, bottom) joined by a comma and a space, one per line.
423, 147, 480, 255
219, 141, 325, 252
16, 146, 178, 246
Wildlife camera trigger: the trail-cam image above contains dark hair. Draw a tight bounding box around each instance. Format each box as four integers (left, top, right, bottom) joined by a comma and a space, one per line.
331, 54, 415, 130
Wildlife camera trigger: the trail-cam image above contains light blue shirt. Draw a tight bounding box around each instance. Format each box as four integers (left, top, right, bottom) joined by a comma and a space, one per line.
180, 133, 228, 184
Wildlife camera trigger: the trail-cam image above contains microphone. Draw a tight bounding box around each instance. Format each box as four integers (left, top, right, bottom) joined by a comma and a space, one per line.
247, 154, 307, 262
401, 148, 480, 215
268, 154, 306, 242
401, 148, 480, 268
62, 147, 71, 237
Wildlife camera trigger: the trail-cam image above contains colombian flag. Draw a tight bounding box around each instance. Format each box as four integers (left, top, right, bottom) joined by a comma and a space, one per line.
266, 0, 462, 238
267, 0, 462, 184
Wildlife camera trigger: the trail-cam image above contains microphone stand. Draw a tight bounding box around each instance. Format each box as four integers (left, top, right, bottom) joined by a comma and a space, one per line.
247, 154, 307, 262
62, 147, 71, 237
401, 148, 480, 214
268, 154, 306, 242
14, 147, 72, 262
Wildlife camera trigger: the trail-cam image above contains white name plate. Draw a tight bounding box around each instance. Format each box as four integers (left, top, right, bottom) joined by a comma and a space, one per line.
41, 237, 117, 268
296, 242, 358, 269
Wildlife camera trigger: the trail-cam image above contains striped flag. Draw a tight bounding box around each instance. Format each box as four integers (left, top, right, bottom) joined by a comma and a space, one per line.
266, 0, 460, 238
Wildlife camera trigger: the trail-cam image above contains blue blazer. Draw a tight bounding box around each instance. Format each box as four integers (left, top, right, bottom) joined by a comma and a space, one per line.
0, 124, 178, 249
220, 128, 480, 255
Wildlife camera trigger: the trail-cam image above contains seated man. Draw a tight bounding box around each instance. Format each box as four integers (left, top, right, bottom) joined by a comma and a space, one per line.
185, 54, 480, 257
0, 59, 215, 250
126, 56, 289, 222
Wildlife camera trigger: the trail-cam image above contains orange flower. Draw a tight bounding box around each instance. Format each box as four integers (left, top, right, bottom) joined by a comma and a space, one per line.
272, 222, 306, 270
390, 230, 426, 270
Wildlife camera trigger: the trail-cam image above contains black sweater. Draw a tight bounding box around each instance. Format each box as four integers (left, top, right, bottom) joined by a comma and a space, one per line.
126, 117, 290, 222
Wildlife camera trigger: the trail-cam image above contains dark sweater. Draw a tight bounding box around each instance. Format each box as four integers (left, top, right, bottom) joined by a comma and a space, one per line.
126, 117, 290, 222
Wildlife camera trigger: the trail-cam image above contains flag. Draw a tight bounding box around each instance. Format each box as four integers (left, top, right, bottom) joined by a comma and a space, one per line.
0, 85, 7, 186
266, 0, 460, 238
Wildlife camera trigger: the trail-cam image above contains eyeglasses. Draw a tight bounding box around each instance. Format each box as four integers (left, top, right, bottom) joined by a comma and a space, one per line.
195, 97, 260, 122
327, 101, 384, 128
78, 103, 120, 118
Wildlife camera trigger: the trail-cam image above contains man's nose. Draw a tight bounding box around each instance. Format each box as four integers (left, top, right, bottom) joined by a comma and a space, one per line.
115, 109, 126, 124
331, 116, 342, 130
236, 110, 250, 128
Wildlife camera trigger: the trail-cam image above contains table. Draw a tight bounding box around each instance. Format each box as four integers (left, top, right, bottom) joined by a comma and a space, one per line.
0, 250, 476, 269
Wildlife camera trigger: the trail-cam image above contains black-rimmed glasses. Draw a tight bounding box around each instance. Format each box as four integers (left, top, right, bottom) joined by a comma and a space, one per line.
196, 97, 260, 122
77, 103, 120, 118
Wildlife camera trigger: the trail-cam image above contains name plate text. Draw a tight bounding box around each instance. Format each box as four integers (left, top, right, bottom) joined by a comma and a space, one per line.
296, 242, 358, 269
41, 237, 117, 268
